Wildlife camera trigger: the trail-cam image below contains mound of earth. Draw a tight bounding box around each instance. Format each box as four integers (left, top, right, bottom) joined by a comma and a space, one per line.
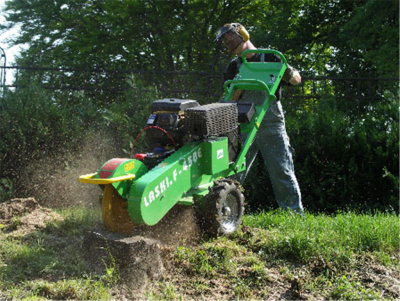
0, 198, 64, 236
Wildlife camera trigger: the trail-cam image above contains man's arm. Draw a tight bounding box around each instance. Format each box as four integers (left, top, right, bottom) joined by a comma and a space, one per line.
224, 58, 244, 100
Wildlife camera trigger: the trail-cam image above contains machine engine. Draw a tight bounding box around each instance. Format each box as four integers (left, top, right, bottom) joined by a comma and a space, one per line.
138, 98, 243, 168
145, 98, 200, 149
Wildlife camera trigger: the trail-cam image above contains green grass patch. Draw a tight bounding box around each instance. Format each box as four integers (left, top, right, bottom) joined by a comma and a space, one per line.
330, 274, 382, 300
46, 207, 102, 236
0, 207, 113, 300
153, 209, 399, 300
243, 209, 399, 266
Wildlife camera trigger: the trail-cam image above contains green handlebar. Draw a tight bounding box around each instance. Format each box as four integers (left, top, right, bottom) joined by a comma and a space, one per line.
241, 49, 288, 66
223, 79, 269, 94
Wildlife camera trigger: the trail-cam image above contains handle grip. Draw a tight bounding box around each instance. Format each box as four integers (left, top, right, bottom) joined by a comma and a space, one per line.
223, 79, 270, 94
241, 49, 288, 66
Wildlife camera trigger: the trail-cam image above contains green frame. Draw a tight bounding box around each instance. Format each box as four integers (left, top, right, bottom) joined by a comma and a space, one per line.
79, 49, 288, 227
223, 49, 288, 175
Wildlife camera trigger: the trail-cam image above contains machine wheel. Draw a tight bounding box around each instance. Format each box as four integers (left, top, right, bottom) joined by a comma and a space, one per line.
102, 184, 135, 233
201, 180, 245, 236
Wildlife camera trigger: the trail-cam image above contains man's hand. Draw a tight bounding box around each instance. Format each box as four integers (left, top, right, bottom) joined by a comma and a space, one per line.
290, 69, 302, 85
232, 89, 243, 101
283, 65, 302, 86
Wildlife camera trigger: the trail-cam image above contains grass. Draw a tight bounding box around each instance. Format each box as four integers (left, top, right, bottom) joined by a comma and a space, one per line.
0, 207, 114, 300
0, 206, 398, 300
148, 209, 399, 300
243, 209, 399, 266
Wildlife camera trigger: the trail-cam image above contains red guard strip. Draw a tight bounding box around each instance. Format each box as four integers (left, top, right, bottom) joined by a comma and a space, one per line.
99, 158, 130, 178
102, 158, 129, 171
99, 171, 113, 179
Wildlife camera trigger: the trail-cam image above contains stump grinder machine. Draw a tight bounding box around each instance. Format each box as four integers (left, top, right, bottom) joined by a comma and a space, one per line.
79, 49, 288, 235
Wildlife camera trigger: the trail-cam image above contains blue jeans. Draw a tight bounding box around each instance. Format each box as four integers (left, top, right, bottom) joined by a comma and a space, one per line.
238, 98, 304, 213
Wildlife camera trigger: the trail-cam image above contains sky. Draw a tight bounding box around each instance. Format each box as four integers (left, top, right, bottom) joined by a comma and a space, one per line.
0, 0, 27, 85
0, 0, 24, 66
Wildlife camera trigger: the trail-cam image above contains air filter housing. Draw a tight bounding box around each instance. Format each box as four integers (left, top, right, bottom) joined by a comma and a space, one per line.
185, 103, 238, 137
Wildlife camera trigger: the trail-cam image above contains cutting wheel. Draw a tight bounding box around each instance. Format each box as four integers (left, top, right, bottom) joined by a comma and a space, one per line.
102, 184, 135, 233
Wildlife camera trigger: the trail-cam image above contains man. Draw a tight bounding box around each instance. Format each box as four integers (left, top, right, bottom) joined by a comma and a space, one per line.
214, 23, 304, 213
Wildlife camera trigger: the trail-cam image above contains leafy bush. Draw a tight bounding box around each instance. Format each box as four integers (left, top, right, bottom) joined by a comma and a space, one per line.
245, 91, 399, 213
0, 178, 14, 203
101, 75, 159, 155
1, 76, 397, 212
0, 76, 159, 203
292, 92, 398, 212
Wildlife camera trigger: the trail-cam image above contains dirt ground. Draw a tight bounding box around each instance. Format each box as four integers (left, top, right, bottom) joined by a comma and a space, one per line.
0, 197, 64, 236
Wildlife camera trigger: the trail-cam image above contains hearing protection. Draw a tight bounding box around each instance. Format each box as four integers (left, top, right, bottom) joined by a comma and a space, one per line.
213, 23, 250, 43
231, 23, 250, 42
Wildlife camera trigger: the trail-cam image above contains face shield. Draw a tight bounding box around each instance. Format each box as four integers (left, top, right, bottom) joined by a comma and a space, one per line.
214, 25, 244, 54
222, 31, 243, 53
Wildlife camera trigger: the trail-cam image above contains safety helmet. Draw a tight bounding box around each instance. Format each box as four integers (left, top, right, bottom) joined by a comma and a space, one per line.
213, 23, 250, 43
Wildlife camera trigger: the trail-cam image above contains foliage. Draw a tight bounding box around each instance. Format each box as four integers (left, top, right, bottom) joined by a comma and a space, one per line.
0, 75, 158, 202
252, 0, 399, 77
0, 178, 14, 203
1, 0, 266, 71
336, 0, 399, 77
292, 91, 399, 212
2, 0, 397, 80
102, 74, 159, 155
244, 91, 399, 213
0, 84, 93, 188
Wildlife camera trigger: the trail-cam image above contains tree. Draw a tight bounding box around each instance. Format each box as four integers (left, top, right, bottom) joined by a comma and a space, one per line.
1, 0, 262, 70
251, 0, 399, 77
337, 0, 399, 77
1, 0, 397, 104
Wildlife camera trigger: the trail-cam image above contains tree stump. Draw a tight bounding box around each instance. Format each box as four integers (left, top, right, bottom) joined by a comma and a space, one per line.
83, 229, 164, 296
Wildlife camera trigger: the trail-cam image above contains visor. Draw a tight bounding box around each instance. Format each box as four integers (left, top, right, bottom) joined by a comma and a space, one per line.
213, 25, 233, 43
222, 31, 243, 52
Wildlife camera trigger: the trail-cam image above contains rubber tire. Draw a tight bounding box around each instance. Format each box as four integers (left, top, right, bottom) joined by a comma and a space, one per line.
102, 184, 135, 233
202, 181, 244, 236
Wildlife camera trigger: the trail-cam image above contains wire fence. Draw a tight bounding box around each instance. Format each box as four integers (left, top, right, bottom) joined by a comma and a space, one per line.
1, 65, 399, 116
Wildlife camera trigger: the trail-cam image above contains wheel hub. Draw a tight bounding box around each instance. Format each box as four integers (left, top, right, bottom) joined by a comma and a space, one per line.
222, 206, 232, 216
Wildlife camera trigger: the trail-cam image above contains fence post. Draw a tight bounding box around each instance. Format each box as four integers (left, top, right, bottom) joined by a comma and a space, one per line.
0, 47, 6, 98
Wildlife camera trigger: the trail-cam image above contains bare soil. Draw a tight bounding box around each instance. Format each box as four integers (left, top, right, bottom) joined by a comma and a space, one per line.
0, 197, 63, 236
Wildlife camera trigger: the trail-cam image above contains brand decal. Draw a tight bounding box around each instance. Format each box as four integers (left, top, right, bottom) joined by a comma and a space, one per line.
217, 149, 224, 159
124, 161, 135, 172
144, 147, 202, 207
269, 74, 276, 84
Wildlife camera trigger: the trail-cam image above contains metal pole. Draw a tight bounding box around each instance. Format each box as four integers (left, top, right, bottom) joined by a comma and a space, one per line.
0, 47, 6, 98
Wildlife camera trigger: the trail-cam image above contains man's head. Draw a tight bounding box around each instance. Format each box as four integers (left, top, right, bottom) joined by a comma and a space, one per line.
214, 23, 250, 54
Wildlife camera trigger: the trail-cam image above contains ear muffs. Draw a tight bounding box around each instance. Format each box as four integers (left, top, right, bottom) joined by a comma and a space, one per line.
237, 25, 250, 42
231, 23, 250, 42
